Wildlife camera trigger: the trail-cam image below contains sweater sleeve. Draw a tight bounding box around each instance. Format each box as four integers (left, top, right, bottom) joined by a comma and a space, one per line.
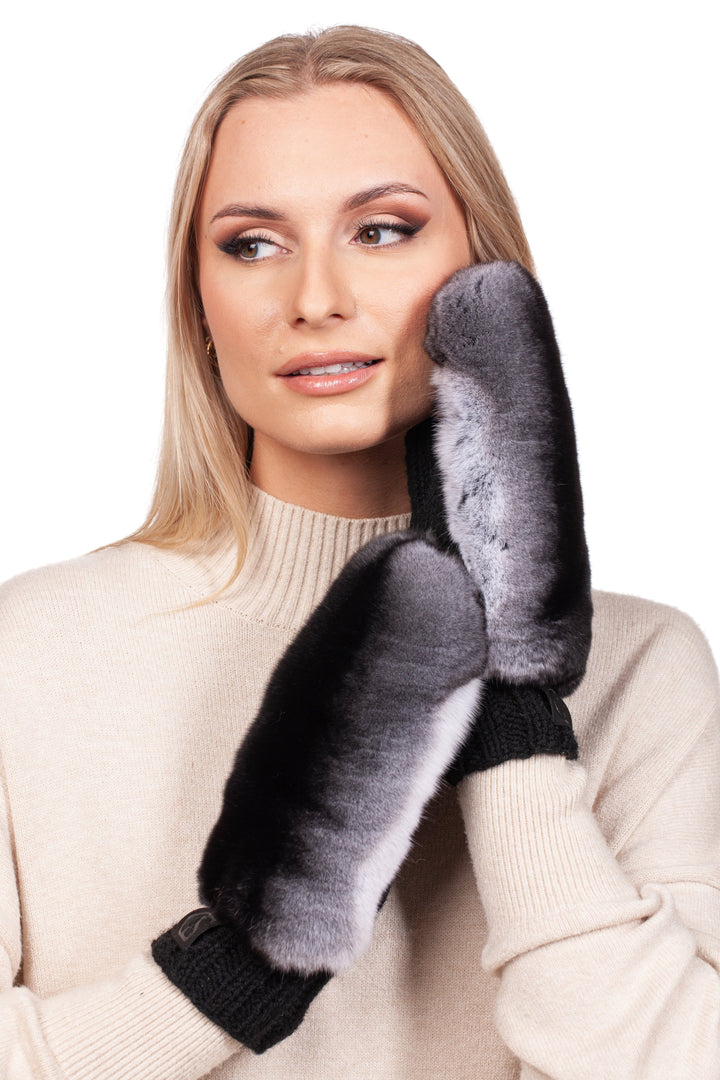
0, 957, 243, 1080
0, 770, 241, 1080
458, 603, 720, 1079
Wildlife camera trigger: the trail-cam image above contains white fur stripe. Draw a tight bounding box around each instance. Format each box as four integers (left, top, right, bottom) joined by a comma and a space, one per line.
339, 677, 484, 971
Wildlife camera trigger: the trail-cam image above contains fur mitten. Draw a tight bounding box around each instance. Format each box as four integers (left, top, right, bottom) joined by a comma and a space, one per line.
153, 531, 486, 1049
424, 260, 592, 696
199, 532, 485, 974
407, 261, 591, 782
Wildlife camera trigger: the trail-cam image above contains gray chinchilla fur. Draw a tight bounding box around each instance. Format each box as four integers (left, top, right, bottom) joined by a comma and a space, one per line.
200, 533, 486, 975
425, 261, 592, 695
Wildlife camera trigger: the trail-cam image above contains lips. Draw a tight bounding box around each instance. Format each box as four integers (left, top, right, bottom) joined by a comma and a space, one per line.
277, 352, 383, 397
276, 352, 381, 377
293, 359, 375, 376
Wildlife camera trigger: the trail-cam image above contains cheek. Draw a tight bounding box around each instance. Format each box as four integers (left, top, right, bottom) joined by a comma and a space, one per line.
199, 288, 272, 420
387, 234, 469, 349
370, 287, 436, 423
377, 252, 468, 413
385, 273, 446, 370
203, 282, 271, 350
201, 282, 284, 403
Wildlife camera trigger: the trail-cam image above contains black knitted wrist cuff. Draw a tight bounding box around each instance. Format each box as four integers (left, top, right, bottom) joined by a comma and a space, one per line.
151, 909, 331, 1054
445, 683, 578, 785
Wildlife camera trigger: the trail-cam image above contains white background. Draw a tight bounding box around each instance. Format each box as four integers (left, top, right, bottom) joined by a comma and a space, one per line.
1, 1, 718, 659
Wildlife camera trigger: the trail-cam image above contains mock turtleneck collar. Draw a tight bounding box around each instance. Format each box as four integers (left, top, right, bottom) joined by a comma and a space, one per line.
148, 486, 411, 632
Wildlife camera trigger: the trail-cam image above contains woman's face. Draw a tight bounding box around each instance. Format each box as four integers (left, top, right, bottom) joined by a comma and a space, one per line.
197, 83, 471, 467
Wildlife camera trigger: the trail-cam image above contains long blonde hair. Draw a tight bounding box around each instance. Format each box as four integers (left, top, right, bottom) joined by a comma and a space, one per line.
128, 25, 535, 576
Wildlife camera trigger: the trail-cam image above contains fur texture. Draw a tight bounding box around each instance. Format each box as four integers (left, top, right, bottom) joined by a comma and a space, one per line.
424, 261, 592, 694
200, 532, 486, 975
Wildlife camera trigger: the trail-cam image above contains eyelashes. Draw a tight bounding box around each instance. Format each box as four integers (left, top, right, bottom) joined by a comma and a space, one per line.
217, 232, 282, 261
217, 218, 423, 263
352, 219, 421, 247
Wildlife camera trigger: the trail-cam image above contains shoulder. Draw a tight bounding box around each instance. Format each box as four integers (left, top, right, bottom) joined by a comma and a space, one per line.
0, 543, 215, 725
586, 589, 718, 706
570, 590, 719, 821
0, 543, 184, 646
590, 588, 713, 646
2, 542, 149, 608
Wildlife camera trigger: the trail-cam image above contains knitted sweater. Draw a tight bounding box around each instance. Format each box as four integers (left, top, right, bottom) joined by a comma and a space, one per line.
1, 488, 719, 1080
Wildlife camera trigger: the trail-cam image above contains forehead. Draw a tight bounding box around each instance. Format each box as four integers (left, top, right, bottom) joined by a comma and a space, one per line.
201, 83, 451, 212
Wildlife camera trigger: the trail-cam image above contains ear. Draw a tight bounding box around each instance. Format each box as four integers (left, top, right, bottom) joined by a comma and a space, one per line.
424, 261, 592, 695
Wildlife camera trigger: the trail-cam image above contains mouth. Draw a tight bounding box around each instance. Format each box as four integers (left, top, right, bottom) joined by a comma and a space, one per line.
289, 359, 377, 376
276, 352, 381, 377
277, 352, 383, 397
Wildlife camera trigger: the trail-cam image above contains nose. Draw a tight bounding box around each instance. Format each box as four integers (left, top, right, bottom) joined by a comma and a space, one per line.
287, 248, 356, 328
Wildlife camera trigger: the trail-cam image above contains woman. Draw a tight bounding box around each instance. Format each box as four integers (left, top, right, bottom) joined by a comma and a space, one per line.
1, 25, 718, 1080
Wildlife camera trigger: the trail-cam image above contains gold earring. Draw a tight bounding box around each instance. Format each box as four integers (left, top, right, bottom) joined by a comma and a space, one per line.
205, 336, 219, 371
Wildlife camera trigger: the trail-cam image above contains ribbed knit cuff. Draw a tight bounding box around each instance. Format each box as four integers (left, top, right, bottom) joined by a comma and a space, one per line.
152, 910, 331, 1054
445, 683, 578, 784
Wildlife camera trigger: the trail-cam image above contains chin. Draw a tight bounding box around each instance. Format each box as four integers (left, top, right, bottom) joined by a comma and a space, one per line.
301, 432, 401, 458
280, 415, 411, 458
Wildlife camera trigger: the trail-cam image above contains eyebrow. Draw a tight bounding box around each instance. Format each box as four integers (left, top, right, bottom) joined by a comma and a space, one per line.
343, 183, 429, 210
210, 204, 285, 224
210, 183, 429, 224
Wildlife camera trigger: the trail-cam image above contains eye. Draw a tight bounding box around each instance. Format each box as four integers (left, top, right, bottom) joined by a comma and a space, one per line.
218, 233, 285, 262
353, 220, 420, 248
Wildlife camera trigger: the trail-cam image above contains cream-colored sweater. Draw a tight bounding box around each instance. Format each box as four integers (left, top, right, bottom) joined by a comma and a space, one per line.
1, 488, 719, 1080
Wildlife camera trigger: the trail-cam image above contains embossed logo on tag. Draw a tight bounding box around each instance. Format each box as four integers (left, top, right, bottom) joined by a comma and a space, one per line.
171, 908, 221, 948
542, 687, 573, 727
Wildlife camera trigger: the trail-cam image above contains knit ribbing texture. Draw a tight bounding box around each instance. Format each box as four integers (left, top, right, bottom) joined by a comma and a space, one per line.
152, 915, 331, 1054
446, 683, 578, 784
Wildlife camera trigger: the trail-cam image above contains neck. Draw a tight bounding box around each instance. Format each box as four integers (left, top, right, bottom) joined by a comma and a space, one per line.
248, 433, 411, 518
